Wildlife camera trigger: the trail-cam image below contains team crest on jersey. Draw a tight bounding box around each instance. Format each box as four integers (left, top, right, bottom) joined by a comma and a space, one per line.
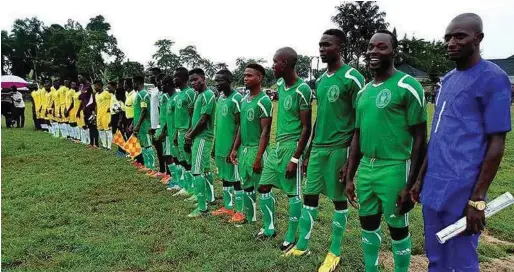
246, 108, 255, 121
328, 85, 340, 102
376, 89, 392, 108
284, 95, 293, 110
222, 104, 229, 116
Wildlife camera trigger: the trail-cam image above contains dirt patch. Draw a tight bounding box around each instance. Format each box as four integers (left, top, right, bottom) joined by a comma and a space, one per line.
481, 232, 514, 246
379, 251, 428, 272
481, 255, 514, 272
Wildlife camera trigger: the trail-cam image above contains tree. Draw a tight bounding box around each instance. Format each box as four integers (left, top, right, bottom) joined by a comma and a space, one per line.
1, 30, 13, 74
152, 39, 180, 73
296, 55, 311, 79
199, 58, 216, 79
122, 60, 144, 77
332, 1, 388, 66
179, 45, 203, 69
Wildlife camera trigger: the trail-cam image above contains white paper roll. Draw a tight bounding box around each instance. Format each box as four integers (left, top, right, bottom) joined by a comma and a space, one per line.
436, 192, 514, 244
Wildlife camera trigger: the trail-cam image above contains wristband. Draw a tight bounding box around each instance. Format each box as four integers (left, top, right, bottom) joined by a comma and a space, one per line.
290, 157, 299, 164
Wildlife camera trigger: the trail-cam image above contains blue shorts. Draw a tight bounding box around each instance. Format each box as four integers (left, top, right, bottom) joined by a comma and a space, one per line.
422, 206, 480, 272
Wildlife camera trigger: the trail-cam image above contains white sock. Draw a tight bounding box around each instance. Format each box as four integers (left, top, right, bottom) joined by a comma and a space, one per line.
99, 130, 106, 148
53, 123, 59, 137
59, 123, 65, 137
76, 127, 80, 139
106, 130, 113, 149
85, 129, 90, 144
81, 129, 87, 143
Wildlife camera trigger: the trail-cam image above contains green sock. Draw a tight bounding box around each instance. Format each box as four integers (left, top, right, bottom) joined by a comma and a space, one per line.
223, 185, 234, 210
392, 234, 411, 272
205, 172, 215, 202
234, 190, 244, 212
168, 163, 177, 181
184, 171, 194, 193
194, 175, 207, 211
329, 209, 348, 256
259, 192, 276, 236
141, 149, 148, 167
144, 147, 155, 169
176, 166, 184, 187
285, 196, 302, 243
362, 228, 382, 272
243, 190, 256, 223
296, 205, 319, 251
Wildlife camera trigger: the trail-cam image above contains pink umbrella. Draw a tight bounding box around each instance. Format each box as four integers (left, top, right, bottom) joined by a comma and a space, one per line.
1, 75, 29, 89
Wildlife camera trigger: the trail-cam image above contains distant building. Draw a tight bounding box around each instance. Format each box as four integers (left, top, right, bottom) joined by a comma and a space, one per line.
488, 57, 514, 84
396, 63, 429, 82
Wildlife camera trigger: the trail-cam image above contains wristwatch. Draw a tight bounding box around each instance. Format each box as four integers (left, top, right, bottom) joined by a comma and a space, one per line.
468, 200, 486, 211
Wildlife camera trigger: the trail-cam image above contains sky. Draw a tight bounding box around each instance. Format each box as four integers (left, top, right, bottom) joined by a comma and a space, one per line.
1, 0, 513, 69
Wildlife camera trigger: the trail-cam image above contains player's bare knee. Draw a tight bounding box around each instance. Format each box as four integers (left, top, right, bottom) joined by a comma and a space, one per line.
360, 214, 381, 231
244, 186, 255, 193
222, 180, 232, 187
389, 226, 409, 241
258, 185, 272, 194
233, 181, 242, 191
333, 200, 348, 211
304, 194, 319, 207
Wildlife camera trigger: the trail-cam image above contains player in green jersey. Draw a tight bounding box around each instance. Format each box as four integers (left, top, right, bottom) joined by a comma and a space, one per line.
211, 69, 244, 218
171, 67, 197, 198
256, 47, 312, 253
283, 29, 365, 272
133, 75, 156, 171
346, 30, 427, 272
229, 64, 273, 224
156, 76, 178, 185
184, 68, 216, 217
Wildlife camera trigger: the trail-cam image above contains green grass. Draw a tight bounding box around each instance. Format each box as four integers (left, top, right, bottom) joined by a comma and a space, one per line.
1, 103, 513, 272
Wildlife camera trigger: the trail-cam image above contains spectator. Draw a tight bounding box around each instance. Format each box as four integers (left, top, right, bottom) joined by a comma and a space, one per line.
11, 86, 25, 128
1, 90, 15, 128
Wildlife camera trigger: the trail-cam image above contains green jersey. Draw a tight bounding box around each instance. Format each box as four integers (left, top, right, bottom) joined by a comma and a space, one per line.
166, 92, 179, 139
356, 70, 426, 160
191, 88, 216, 139
215, 90, 243, 157
240, 91, 273, 147
174, 87, 196, 130
157, 93, 169, 134
313, 64, 364, 147
275, 78, 312, 143
133, 88, 151, 129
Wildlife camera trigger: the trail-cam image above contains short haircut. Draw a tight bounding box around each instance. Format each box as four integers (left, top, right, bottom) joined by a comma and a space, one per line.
133, 75, 144, 85
124, 78, 133, 87
156, 73, 165, 81
162, 75, 174, 87
108, 81, 117, 87
376, 29, 398, 50
175, 67, 189, 81
189, 68, 205, 77
93, 79, 103, 85
216, 69, 233, 82
246, 63, 265, 77
150, 67, 162, 74
323, 28, 346, 45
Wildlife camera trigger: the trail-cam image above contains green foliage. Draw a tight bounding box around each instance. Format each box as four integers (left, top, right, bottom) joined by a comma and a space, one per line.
296, 55, 311, 79
332, 1, 389, 66
152, 39, 180, 74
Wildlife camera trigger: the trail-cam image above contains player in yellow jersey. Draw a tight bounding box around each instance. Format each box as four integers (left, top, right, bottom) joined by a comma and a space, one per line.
94, 80, 114, 150
66, 82, 80, 142
31, 86, 42, 130
48, 80, 60, 137
40, 81, 51, 132
57, 81, 68, 138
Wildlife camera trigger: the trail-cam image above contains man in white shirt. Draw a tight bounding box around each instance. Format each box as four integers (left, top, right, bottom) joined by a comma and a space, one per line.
148, 70, 167, 177
11, 86, 25, 128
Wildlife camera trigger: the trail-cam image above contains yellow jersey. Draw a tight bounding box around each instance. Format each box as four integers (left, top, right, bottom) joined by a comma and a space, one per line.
125, 90, 136, 119
31, 89, 42, 112
95, 90, 113, 116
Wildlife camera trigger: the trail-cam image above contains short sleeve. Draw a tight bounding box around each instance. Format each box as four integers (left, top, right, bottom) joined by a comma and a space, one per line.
297, 83, 313, 110
400, 76, 427, 126
258, 96, 273, 118
345, 68, 365, 109
481, 72, 512, 134
200, 92, 215, 115
187, 90, 196, 109
232, 93, 242, 114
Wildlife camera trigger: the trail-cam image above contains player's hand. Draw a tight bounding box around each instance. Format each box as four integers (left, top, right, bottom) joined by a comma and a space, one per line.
133, 125, 140, 135
338, 162, 349, 184
301, 157, 309, 177
173, 135, 178, 146
211, 148, 215, 159
157, 133, 165, 142
345, 180, 358, 209
252, 157, 263, 174
409, 179, 423, 203
184, 135, 192, 145
149, 128, 156, 135
396, 188, 415, 215
184, 142, 192, 153
285, 161, 297, 179
464, 205, 485, 235
229, 149, 238, 165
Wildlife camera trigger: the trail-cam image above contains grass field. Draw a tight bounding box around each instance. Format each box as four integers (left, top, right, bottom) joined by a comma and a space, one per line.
2, 103, 514, 272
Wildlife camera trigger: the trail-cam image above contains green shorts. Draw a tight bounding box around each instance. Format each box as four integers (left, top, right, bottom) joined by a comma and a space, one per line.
238, 146, 268, 190
216, 155, 239, 182
192, 138, 214, 175
260, 142, 301, 196
177, 129, 191, 164
357, 157, 411, 228
304, 146, 348, 201
137, 130, 152, 148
